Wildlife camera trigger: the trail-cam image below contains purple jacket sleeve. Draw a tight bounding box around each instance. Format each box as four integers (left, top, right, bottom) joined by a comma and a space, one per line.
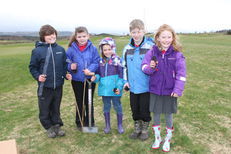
141, 49, 155, 75
173, 52, 187, 96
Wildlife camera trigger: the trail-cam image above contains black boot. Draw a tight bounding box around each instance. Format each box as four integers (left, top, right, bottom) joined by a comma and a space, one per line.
47, 126, 56, 138
139, 121, 149, 141
53, 124, 65, 136
129, 120, 141, 139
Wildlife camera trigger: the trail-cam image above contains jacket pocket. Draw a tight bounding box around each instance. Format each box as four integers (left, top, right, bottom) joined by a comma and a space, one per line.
150, 74, 160, 89
165, 70, 175, 89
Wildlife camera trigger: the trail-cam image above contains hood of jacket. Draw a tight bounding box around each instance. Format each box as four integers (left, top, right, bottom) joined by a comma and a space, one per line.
35, 41, 58, 48
71, 40, 92, 51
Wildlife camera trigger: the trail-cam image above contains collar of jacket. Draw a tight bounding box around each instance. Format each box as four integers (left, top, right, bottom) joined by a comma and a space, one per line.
129, 36, 146, 48
35, 41, 58, 48
155, 45, 175, 56
71, 40, 92, 51
101, 53, 117, 63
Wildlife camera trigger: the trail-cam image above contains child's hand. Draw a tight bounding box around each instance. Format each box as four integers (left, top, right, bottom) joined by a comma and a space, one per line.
71, 63, 77, 70
123, 83, 130, 91
66, 73, 72, 80
83, 69, 92, 76
91, 75, 96, 82
171, 92, 179, 97
150, 60, 157, 69
114, 89, 120, 95
83, 68, 90, 75
38, 74, 46, 82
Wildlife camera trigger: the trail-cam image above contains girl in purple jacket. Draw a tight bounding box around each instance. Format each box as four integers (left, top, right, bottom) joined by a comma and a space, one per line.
141, 24, 186, 152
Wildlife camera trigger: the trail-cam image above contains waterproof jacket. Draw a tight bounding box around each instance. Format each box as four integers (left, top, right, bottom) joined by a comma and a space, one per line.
141, 45, 186, 96
29, 41, 67, 89
94, 54, 124, 96
122, 37, 154, 94
66, 40, 100, 82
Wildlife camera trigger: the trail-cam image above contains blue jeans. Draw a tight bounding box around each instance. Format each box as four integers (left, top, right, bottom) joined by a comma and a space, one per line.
102, 96, 122, 114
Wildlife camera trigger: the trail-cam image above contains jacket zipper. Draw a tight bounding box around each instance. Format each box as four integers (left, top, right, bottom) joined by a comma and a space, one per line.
50, 44, 56, 89
105, 62, 108, 77
160, 54, 166, 95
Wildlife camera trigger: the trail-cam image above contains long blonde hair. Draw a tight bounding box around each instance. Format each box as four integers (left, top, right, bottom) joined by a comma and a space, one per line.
68, 26, 89, 47
154, 24, 182, 52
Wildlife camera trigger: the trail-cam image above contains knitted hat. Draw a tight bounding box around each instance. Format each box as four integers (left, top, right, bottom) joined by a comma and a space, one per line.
99, 37, 116, 53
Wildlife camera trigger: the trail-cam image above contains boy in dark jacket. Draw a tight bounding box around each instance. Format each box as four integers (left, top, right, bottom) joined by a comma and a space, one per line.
29, 25, 72, 138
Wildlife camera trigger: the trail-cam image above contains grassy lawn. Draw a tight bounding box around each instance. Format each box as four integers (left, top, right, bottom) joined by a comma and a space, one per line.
0, 34, 230, 154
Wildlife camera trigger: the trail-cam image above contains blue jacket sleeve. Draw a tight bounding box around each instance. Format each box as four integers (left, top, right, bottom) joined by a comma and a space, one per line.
94, 74, 101, 83
88, 47, 100, 72
66, 48, 72, 72
122, 47, 128, 82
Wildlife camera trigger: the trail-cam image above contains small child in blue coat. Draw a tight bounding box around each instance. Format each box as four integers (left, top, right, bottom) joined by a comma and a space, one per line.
91, 37, 124, 134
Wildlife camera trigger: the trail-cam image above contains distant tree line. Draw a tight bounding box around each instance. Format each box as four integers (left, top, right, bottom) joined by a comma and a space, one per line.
0, 35, 69, 41
227, 30, 231, 35
216, 29, 231, 35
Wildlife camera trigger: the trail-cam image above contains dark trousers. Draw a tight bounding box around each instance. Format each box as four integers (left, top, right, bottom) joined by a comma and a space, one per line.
38, 86, 63, 130
130, 92, 151, 122
71, 80, 96, 127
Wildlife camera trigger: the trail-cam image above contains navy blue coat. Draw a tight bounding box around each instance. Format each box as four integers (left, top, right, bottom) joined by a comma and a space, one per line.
29, 41, 67, 89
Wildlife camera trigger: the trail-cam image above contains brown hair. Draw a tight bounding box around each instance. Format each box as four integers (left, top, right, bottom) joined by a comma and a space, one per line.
154, 24, 182, 52
68, 26, 89, 47
39, 25, 57, 42
129, 19, 145, 32
100, 44, 109, 60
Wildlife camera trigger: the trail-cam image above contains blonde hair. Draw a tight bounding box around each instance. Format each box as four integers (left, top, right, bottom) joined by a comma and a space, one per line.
68, 26, 89, 47
154, 24, 182, 52
129, 19, 145, 32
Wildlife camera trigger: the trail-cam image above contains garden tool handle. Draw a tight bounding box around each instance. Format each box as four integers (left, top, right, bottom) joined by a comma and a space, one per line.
87, 80, 92, 127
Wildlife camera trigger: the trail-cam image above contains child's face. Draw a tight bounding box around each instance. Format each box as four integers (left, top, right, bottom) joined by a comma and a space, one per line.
157, 30, 173, 50
130, 28, 145, 45
75, 32, 89, 46
102, 44, 113, 58
44, 33, 56, 44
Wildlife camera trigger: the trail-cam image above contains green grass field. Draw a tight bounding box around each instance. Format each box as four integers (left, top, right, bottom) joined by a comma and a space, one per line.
0, 34, 230, 154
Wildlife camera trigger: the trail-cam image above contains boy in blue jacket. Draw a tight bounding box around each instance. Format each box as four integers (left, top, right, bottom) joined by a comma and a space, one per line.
122, 19, 154, 140
91, 37, 124, 134
29, 25, 72, 138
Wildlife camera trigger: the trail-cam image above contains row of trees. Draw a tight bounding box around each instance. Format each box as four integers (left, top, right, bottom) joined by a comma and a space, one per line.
216, 29, 231, 35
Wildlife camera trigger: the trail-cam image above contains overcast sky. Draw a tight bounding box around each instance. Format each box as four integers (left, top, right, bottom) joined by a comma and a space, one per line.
0, 0, 230, 34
